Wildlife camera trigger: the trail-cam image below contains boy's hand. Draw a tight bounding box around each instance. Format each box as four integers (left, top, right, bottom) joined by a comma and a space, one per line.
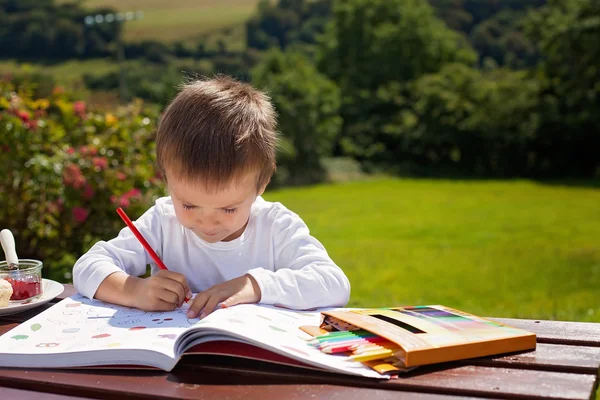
187, 274, 261, 318
133, 270, 192, 311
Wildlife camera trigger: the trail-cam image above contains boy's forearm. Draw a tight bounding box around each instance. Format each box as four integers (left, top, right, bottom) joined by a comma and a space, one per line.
94, 272, 142, 308
248, 264, 351, 309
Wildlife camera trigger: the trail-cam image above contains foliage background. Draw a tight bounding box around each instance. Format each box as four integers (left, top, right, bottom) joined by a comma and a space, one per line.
0, 0, 598, 321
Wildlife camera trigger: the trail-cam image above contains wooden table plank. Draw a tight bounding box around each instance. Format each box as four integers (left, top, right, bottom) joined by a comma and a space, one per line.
380, 365, 597, 400
0, 367, 484, 400
492, 318, 600, 347
469, 343, 600, 374
0, 355, 595, 400
0, 387, 93, 400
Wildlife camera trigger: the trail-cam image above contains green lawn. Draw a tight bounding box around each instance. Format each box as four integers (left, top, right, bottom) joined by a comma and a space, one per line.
77, 0, 260, 43
264, 178, 600, 322
0, 59, 117, 86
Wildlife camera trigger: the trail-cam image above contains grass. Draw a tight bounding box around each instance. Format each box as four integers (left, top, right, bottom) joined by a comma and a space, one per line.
263, 178, 600, 322
75, 0, 261, 43
0, 59, 118, 86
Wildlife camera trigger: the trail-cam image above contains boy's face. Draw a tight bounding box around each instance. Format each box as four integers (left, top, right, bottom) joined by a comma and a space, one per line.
166, 169, 265, 243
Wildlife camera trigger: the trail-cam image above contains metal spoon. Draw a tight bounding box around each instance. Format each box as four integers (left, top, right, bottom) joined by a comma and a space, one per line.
0, 229, 19, 270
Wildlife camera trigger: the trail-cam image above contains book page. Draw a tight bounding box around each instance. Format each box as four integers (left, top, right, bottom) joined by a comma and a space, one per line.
0, 294, 198, 367
178, 303, 385, 379
0, 296, 386, 378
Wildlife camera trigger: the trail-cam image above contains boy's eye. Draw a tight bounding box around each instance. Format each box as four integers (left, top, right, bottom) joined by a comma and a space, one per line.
182, 204, 196, 210
223, 208, 237, 214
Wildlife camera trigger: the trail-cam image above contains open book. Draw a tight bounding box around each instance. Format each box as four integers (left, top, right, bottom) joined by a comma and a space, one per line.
0, 296, 536, 379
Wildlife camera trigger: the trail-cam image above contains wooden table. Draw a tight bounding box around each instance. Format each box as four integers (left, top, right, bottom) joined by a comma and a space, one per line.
1, 285, 599, 400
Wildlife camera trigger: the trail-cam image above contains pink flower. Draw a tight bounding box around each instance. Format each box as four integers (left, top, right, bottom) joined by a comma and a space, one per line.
72, 207, 89, 223
63, 163, 86, 189
23, 119, 38, 131
73, 101, 86, 115
116, 172, 127, 181
92, 157, 108, 170
66, 147, 75, 155
18, 110, 30, 122
124, 188, 142, 199
82, 184, 95, 200
118, 197, 130, 208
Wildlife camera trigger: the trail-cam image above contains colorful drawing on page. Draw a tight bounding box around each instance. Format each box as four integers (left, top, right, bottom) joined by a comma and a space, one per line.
11, 335, 28, 340
276, 311, 300, 320
129, 326, 146, 331
36, 343, 60, 348
151, 318, 173, 325
30, 323, 41, 332
281, 345, 311, 357
158, 334, 177, 340
62, 328, 80, 334
92, 333, 111, 339
63, 309, 84, 317
269, 325, 287, 333
116, 319, 143, 327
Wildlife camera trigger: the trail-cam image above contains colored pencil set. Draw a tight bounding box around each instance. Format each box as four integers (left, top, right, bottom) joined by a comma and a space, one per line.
308, 329, 403, 364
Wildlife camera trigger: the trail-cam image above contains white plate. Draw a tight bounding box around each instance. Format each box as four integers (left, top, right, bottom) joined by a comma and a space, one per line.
0, 279, 64, 316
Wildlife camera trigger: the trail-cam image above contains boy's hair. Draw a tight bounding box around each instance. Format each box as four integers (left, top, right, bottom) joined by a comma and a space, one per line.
156, 75, 278, 192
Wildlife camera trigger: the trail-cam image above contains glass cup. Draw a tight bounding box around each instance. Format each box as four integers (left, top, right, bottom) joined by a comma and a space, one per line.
0, 259, 44, 303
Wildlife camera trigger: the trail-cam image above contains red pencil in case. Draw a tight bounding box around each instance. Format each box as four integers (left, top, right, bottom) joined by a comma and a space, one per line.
116, 207, 190, 303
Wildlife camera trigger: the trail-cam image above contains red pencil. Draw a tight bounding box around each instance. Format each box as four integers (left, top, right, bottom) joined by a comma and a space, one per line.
116, 207, 190, 303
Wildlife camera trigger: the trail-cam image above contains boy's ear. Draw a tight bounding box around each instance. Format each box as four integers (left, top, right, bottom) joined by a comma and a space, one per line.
257, 178, 270, 196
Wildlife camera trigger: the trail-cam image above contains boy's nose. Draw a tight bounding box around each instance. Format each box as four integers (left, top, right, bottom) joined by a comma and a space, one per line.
197, 215, 220, 229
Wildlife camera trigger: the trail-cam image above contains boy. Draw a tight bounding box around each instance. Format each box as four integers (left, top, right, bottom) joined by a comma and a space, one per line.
73, 76, 351, 319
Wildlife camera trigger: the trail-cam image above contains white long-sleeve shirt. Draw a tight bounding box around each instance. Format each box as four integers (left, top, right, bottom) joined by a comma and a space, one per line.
73, 196, 350, 309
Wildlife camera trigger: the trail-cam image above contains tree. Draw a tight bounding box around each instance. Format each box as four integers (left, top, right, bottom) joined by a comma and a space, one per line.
316, 0, 477, 165
252, 50, 341, 185
525, 0, 600, 176
396, 64, 540, 176
246, 0, 333, 51
470, 10, 537, 68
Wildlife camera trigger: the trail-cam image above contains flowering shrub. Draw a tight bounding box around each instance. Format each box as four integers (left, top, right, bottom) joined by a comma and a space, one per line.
0, 79, 165, 282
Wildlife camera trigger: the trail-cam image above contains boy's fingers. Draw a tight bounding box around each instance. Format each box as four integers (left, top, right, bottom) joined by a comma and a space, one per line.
157, 277, 186, 306
167, 272, 192, 300
187, 292, 209, 318
155, 270, 192, 300
221, 294, 240, 308
200, 295, 221, 319
157, 287, 179, 306
146, 298, 177, 312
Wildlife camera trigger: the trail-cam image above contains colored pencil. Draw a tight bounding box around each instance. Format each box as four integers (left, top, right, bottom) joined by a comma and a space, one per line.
308, 330, 376, 345
116, 207, 190, 303
348, 349, 397, 362
314, 329, 373, 339
320, 337, 394, 353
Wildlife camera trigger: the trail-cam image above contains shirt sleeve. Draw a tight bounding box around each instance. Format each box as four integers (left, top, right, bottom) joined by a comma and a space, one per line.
247, 207, 351, 309
72, 203, 164, 299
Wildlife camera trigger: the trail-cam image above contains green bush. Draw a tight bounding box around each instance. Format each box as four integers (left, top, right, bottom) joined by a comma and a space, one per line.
0, 79, 165, 283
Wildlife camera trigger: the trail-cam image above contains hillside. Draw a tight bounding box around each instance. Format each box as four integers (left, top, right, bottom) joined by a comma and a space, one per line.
71, 0, 261, 42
